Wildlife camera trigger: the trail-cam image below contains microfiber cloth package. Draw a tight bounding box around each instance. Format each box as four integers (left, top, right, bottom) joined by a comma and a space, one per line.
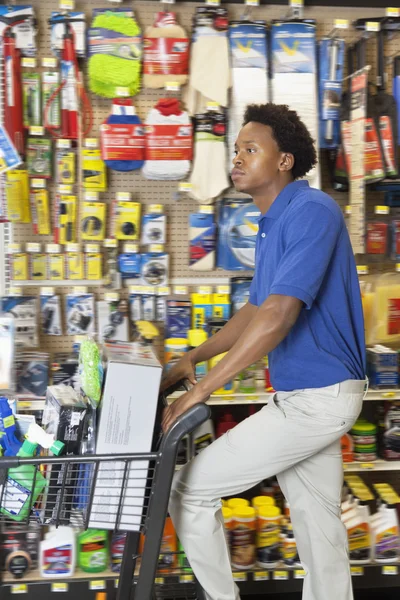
88, 8, 142, 99
217, 198, 260, 270
100, 99, 145, 171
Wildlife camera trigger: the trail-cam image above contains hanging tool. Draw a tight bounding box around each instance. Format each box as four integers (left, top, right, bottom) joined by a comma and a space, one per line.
44, 16, 92, 139
333, 45, 355, 190
325, 38, 340, 145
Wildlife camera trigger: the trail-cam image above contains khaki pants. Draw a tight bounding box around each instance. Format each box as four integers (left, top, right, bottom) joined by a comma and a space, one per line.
169, 379, 366, 600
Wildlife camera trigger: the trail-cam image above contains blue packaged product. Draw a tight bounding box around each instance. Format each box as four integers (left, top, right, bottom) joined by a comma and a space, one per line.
231, 277, 252, 314
166, 299, 191, 339
189, 211, 216, 271
66, 294, 95, 336
0, 397, 22, 456
118, 253, 141, 281
140, 252, 169, 287
141, 213, 166, 245
217, 199, 259, 271
367, 347, 399, 389
318, 38, 345, 149
229, 21, 268, 69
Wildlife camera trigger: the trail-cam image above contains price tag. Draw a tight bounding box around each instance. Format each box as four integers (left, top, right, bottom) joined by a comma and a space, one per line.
290, 0, 304, 5
253, 571, 269, 581
174, 285, 188, 295
179, 182, 193, 193
361, 463, 375, 470
9, 286, 22, 296
345, 205, 352, 215
217, 285, 230, 294
105, 239, 118, 248
366, 21, 380, 32
343, 463, 348, 470
116, 192, 131, 201
396, 263, 400, 273
41, 287, 55, 296
149, 244, 164, 253
386, 7, 400, 17
66, 243, 80, 253
382, 391, 396, 398
161, 0, 176, 4
105, 292, 119, 303
11, 584, 28, 594
22, 57, 36, 68
356, 265, 369, 275
31, 178, 46, 189
59, 0, 75, 9
198, 285, 212, 294
165, 81, 180, 91
114, 579, 119, 588
273, 570, 289, 580
206, 0, 221, 5
124, 243, 139, 254
26, 243, 41, 253
57, 139, 71, 149
375, 205, 390, 215
115, 87, 130, 97
84, 191, 99, 202
59, 185, 72, 195
85, 243, 100, 254
245, 0, 260, 6
335, 19, 349, 29
155, 577, 164, 585
51, 583, 68, 592
129, 285, 143, 294
200, 205, 214, 214
73, 286, 87, 294
84, 138, 98, 149
74, 335, 85, 343
157, 286, 170, 295
179, 574, 194, 583
29, 125, 44, 136
142, 286, 155, 294
382, 565, 398, 575
351, 566, 364, 576
46, 244, 61, 254
8, 243, 21, 254
294, 569, 306, 579
42, 57, 58, 68
89, 580, 106, 590
206, 101, 220, 111
233, 572, 247, 582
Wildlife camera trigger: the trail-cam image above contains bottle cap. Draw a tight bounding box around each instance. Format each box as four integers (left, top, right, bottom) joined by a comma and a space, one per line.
19, 440, 37, 456
252, 496, 276, 509
258, 505, 281, 518
50, 440, 65, 456
234, 506, 256, 519
227, 498, 250, 509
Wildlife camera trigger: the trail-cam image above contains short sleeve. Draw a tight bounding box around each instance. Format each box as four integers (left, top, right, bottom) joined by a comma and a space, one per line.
249, 273, 258, 306
269, 203, 342, 309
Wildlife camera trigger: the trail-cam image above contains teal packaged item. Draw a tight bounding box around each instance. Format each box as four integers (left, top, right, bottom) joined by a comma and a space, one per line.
217, 199, 260, 270
0, 440, 46, 521
78, 529, 109, 573
318, 38, 345, 149
0, 397, 22, 456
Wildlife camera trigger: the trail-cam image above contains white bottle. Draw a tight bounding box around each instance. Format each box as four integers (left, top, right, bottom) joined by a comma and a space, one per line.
374, 501, 400, 563
40, 526, 76, 578
345, 501, 372, 565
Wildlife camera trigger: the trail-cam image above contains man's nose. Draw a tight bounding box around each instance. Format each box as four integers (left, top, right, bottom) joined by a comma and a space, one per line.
233, 153, 243, 167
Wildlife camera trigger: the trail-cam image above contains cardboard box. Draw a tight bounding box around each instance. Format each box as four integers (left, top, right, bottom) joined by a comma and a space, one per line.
88, 342, 162, 531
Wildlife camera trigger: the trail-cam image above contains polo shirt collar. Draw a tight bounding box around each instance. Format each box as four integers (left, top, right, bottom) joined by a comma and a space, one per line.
258, 180, 309, 222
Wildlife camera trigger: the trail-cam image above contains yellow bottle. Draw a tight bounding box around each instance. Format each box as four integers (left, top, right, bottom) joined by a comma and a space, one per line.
208, 353, 235, 394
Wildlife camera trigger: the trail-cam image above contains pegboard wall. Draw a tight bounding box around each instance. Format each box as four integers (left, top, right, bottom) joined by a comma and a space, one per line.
3, 0, 394, 355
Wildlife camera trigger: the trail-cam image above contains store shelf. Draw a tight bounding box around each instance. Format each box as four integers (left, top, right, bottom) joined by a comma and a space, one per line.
10, 280, 104, 287
344, 460, 400, 472
2, 568, 118, 585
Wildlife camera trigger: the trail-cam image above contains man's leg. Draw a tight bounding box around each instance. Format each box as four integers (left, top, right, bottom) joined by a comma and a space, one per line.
278, 439, 352, 600
169, 383, 363, 600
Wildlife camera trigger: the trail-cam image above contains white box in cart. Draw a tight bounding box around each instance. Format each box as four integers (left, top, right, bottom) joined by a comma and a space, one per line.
88, 342, 162, 531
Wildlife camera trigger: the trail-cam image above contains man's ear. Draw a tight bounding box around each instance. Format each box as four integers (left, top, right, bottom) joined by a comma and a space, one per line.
279, 153, 295, 172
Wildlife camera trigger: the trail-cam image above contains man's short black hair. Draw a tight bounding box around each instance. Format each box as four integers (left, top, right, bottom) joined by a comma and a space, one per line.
243, 103, 317, 180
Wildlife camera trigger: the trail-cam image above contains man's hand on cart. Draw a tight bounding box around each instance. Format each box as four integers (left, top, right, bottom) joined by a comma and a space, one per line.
162, 386, 204, 432
160, 353, 197, 392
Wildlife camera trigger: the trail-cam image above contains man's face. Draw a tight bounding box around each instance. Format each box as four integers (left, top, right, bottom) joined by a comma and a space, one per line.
231, 122, 284, 195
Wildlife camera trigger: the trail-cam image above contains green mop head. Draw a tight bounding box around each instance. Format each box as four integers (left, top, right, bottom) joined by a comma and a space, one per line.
89, 12, 142, 99
79, 338, 103, 407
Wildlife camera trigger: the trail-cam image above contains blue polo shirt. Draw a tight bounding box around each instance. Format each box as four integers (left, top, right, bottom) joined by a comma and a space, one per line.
249, 180, 366, 391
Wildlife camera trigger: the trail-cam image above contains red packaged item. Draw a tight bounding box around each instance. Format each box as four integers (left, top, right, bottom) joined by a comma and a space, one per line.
366, 222, 388, 255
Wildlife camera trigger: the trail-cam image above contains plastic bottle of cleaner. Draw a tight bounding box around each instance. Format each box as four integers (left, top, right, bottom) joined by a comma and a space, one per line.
0, 396, 22, 456
231, 506, 256, 570
216, 412, 238, 438
345, 501, 372, 564
374, 500, 400, 563
40, 526, 75, 578
282, 526, 301, 567
222, 506, 233, 550
188, 329, 208, 379
0, 440, 46, 522
256, 505, 282, 568
78, 530, 109, 573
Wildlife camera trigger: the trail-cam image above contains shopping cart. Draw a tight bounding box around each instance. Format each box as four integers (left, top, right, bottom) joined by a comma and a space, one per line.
0, 381, 211, 599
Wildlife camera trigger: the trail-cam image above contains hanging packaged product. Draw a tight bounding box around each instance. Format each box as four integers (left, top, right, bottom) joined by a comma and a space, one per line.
66, 292, 95, 335
5, 170, 30, 223
42, 71, 60, 130
113, 199, 141, 241
0, 125, 22, 176
191, 289, 213, 331
140, 247, 169, 286
213, 286, 230, 320
141, 287, 156, 322
47, 244, 65, 281
30, 187, 50, 236
143, 98, 192, 181
56, 147, 75, 185
88, 8, 142, 98
100, 99, 145, 172
0, 6, 37, 57
1, 296, 38, 348
143, 12, 189, 89
231, 277, 253, 314
81, 201, 106, 241
394, 56, 400, 146
141, 204, 166, 245
217, 198, 260, 270
228, 20, 269, 153
390, 220, 400, 261
22, 72, 41, 128
129, 285, 143, 323
84, 244, 102, 280
83, 149, 107, 191
0, 318, 14, 390
27, 243, 45, 281
118, 244, 141, 283
40, 290, 62, 336
156, 286, 170, 322
9, 244, 28, 281
185, 7, 230, 115
50, 12, 85, 58
366, 346, 399, 389
189, 207, 216, 271
66, 244, 84, 280
97, 299, 129, 343
318, 37, 345, 149
57, 195, 77, 244
270, 20, 320, 188
27, 137, 52, 178
2, 23, 24, 157
104, 238, 121, 290
366, 210, 389, 257
166, 294, 191, 339
189, 112, 229, 203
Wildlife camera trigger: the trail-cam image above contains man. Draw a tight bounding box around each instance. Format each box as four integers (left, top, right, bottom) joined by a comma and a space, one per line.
162, 103, 366, 600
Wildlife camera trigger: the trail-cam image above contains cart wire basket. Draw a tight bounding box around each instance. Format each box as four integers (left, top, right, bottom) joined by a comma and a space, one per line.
0, 382, 211, 600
